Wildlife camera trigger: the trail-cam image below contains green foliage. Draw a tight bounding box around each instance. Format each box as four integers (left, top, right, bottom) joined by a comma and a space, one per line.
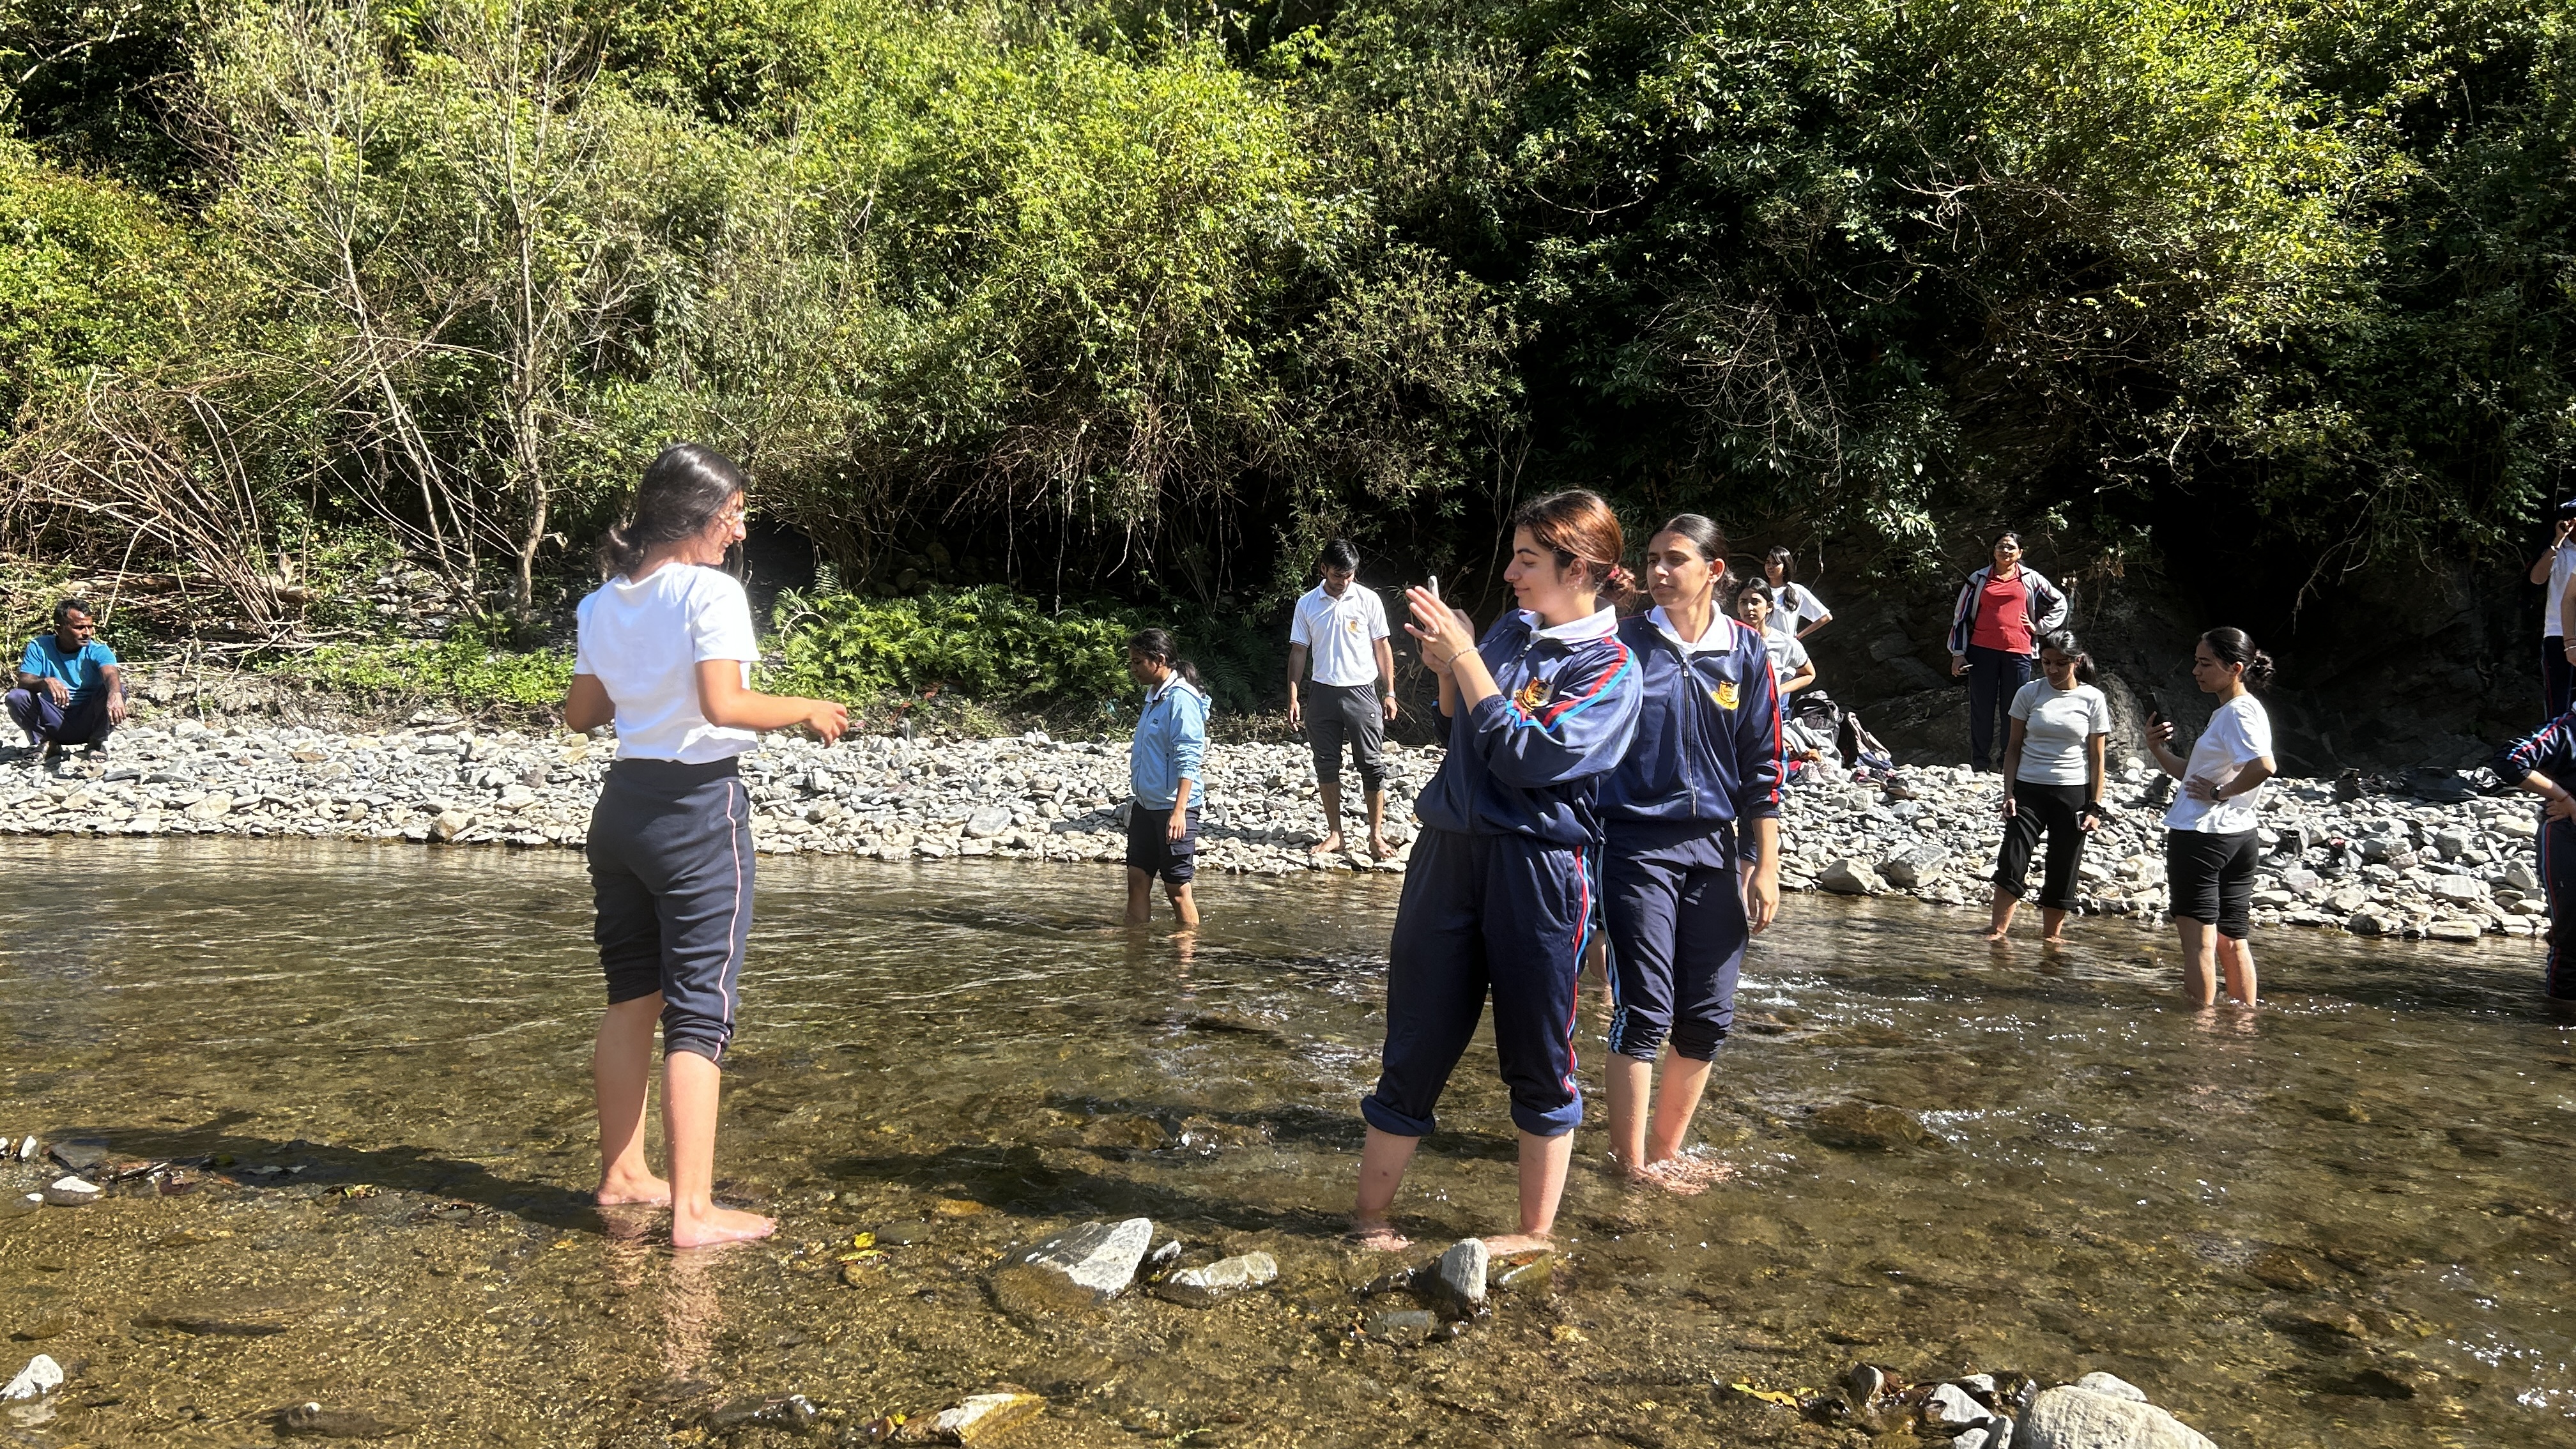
0, 137, 194, 417
766, 583, 1281, 718
273, 617, 575, 713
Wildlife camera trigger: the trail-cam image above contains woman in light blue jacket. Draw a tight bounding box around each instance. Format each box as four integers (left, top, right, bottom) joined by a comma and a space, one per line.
1126, 627, 1209, 928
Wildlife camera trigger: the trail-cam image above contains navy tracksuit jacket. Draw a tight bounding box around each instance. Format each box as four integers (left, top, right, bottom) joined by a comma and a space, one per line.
1598, 611, 1784, 1061
2498, 709, 2576, 999
1364, 608, 1642, 1139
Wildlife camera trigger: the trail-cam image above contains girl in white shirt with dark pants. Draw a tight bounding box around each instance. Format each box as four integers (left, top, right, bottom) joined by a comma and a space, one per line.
562, 444, 848, 1247
2147, 627, 2278, 1007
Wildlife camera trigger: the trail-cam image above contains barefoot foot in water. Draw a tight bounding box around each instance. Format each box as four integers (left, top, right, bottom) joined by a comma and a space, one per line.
597, 1172, 671, 1208
672, 1205, 776, 1249
1346, 1220, 1410, 1252
1481, 1232, 1555, 1255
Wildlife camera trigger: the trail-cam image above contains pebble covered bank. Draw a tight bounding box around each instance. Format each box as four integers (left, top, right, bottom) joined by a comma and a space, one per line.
0, 720, 2546, 943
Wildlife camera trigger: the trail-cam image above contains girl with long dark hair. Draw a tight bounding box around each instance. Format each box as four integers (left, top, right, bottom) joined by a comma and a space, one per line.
1599, 515, 1781, 1191
1761, 546, 1832, 640
1984, 631, 2110, 944
563, 443, 848, 1246
2146, 627, 2276, 1006
1351, 491, 1642, 1253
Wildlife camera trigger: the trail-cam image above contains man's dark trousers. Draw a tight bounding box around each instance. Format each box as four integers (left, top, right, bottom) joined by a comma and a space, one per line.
6, 689, 112, 749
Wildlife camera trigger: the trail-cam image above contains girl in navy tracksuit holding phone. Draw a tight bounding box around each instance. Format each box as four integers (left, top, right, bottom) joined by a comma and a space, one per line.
2499, 703, 2576, 1013
1600, 518, 1782, 1192
1350, 491, 1642, 1254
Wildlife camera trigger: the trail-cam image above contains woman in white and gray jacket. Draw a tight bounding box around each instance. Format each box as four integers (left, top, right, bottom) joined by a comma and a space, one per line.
1945, 533, 2069, 772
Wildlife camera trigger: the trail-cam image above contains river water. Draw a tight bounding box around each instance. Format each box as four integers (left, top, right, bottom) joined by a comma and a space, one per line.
3, 836, 2573, 1447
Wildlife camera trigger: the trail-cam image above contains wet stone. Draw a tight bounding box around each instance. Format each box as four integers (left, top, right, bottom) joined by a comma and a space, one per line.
875, 1220, 935, 1246
707, 1394, 819, 1431
2, 1354, 62, 1402
1489, 1251, 1554, 1293
922, 1390, 1045, 1444
2023, 1384, 2215, 1449
275, 1402, 417, 1439
1427, 1238, 1489, 1319
1808, 1101, 1931, 1152
135, 1302, 297, 1336
1151, 1250, 1279, 1307
40, 1176, 98, 1207
2247, 1245, 2330, 1292
1365, 1308, 1437, 1345
988, 1218, 1152, 1314
45, 1142, 105, 1173
7, 1315, 67, 1342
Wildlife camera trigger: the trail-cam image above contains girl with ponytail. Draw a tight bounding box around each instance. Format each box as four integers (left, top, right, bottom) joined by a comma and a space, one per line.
1351, 490, 1643, 1253
2146, 627, 2277, 1006
1597, 514, 1782, 1192
562, 443, 848, 1248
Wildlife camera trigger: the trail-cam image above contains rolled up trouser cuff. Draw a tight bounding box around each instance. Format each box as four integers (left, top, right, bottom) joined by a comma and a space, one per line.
1307, 682, 1387, 792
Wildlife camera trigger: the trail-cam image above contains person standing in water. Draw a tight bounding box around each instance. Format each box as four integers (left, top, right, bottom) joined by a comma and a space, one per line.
1125, 628, 1209, 930
1761, 547, 1833, 641
2497, 696, 2576, 1016
2146, 628, 2276, 1007
1351, 491, 1642, 1253
1600, 516, 1781, 1192
1286, 539, 1399, 859
562, 443, 850, 1247
1984, 631, 2111, 944
1947, 533, 2069, 772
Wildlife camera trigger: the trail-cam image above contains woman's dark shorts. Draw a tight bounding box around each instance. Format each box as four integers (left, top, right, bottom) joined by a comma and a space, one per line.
2166, 827, 2259, 940
1126, 801, 1200, 885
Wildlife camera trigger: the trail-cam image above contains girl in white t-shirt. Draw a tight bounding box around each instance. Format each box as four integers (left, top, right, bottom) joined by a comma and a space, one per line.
2146, 627, 2278, 1007
562, 443, 848, 1248
1985, 632, 2112, 944
1762, 548, 1832, 640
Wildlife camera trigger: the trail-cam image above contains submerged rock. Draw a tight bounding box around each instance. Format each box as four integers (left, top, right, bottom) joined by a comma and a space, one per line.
1364, 1308, 1436, 1345
275, 1402, 417, 1439
1150, 1251, 1278, 1307
1489, 1251, 1554, 1292
1807, 1101, 1930, 1151
988, 1218, 1153, 1314
40, 1176, 98, 1206
1427, 1238, 1489, 1319
924, 1391, 1045, 1444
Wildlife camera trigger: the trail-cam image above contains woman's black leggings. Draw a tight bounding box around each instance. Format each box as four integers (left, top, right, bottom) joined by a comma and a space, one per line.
1993, 780, 2089, 912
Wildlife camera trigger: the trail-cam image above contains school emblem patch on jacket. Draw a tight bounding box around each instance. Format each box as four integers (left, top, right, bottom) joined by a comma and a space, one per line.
1514, 677, 1552, 716
1712, 681, 1740, 711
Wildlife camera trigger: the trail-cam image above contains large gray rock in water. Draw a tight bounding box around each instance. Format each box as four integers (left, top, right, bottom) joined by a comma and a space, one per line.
2023, 1384, 2216, 1449
1427, 1238, 1489, 1318
1149, 1251, 1278, 1307
1820, 858, 1887, 895
989, 1218, 1153, 1314
1878, 844, 1951, 889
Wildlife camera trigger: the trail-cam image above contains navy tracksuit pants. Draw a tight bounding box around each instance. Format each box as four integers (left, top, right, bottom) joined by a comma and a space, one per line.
1603, 825, 1747, 1062
587, 756, 755, 1062
2544, 815, 2576, 1000
1364, 827, 1592, 1139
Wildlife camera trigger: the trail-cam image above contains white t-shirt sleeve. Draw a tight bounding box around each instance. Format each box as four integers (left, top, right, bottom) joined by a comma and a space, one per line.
2225, 697, 2274, 766
1364, 589, 1391, 641
2087, 688, 2114, 738
2008, 679, 2040, 721
688, 573, 761, 664
1289, 598, 1315, 648
1784, 638, 1811, 671
1794, 583, 1828, 620
574, 594, 600, 677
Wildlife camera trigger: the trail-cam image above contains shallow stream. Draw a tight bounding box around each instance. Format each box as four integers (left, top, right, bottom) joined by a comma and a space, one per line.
4, 838, 2575, 1446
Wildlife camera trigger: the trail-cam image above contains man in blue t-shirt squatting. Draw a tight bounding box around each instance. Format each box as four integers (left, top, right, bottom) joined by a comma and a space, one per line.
9, 598, 125, 758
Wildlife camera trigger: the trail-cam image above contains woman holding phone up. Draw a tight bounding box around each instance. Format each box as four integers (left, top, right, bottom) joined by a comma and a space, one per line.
2146, 628, 2276, 1007
1350, 491, 1642, 1253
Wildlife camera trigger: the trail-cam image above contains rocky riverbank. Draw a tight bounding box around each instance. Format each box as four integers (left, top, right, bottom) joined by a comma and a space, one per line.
0, 721, 2547, 940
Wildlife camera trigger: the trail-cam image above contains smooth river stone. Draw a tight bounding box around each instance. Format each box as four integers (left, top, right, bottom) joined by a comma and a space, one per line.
1150, 1251, 1279, 1307
2023, 1386, 2215, 1449
988, 1218, 1153, 1314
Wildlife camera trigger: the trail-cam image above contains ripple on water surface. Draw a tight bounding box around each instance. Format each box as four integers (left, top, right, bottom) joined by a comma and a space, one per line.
4, 836, 2576, 1446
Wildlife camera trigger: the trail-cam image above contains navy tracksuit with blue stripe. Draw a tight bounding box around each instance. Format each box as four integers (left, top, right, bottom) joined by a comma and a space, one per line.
2498, 709, 2576, 999
1599, 611, 1783, 1061
1363, 608, 1642, 1139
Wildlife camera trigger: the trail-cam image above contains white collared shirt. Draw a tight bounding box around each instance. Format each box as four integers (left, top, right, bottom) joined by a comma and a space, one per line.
1646, 604, 1733, 656
1291, 582, 1391, 686
1521, 605, 1620, 643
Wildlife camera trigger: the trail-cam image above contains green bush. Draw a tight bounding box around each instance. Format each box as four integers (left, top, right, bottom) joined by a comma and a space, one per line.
767, 585, 1284, 720
273, 617, 574, 713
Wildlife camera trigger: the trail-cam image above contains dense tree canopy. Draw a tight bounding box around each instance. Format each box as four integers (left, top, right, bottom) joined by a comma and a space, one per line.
0, 0, 2567, 631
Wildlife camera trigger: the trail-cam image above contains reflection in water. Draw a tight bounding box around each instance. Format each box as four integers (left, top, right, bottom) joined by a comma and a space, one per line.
3, 836, 2575, 1446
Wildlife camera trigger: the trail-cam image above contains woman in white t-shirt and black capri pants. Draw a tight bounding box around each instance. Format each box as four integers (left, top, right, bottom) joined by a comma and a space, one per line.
2147, 628, 2278, 1007
1984, 632, 2111, 944
562, 443, 850, 1248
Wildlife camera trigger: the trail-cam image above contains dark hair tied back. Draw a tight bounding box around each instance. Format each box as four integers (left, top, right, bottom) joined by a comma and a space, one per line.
2200, 627, 2274, 689
2038, 629, 2096, 686
1128, 627, 1202, 691
1512, 490, 1630, 606
599, 443, 747, 578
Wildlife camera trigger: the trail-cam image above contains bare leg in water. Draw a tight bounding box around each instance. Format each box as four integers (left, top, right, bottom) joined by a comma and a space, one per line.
666, 1051, 774, 1248
1350, 1126, 1575, 1254
1605, 1053, 1724, 1195
594, 993, 671, 1208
